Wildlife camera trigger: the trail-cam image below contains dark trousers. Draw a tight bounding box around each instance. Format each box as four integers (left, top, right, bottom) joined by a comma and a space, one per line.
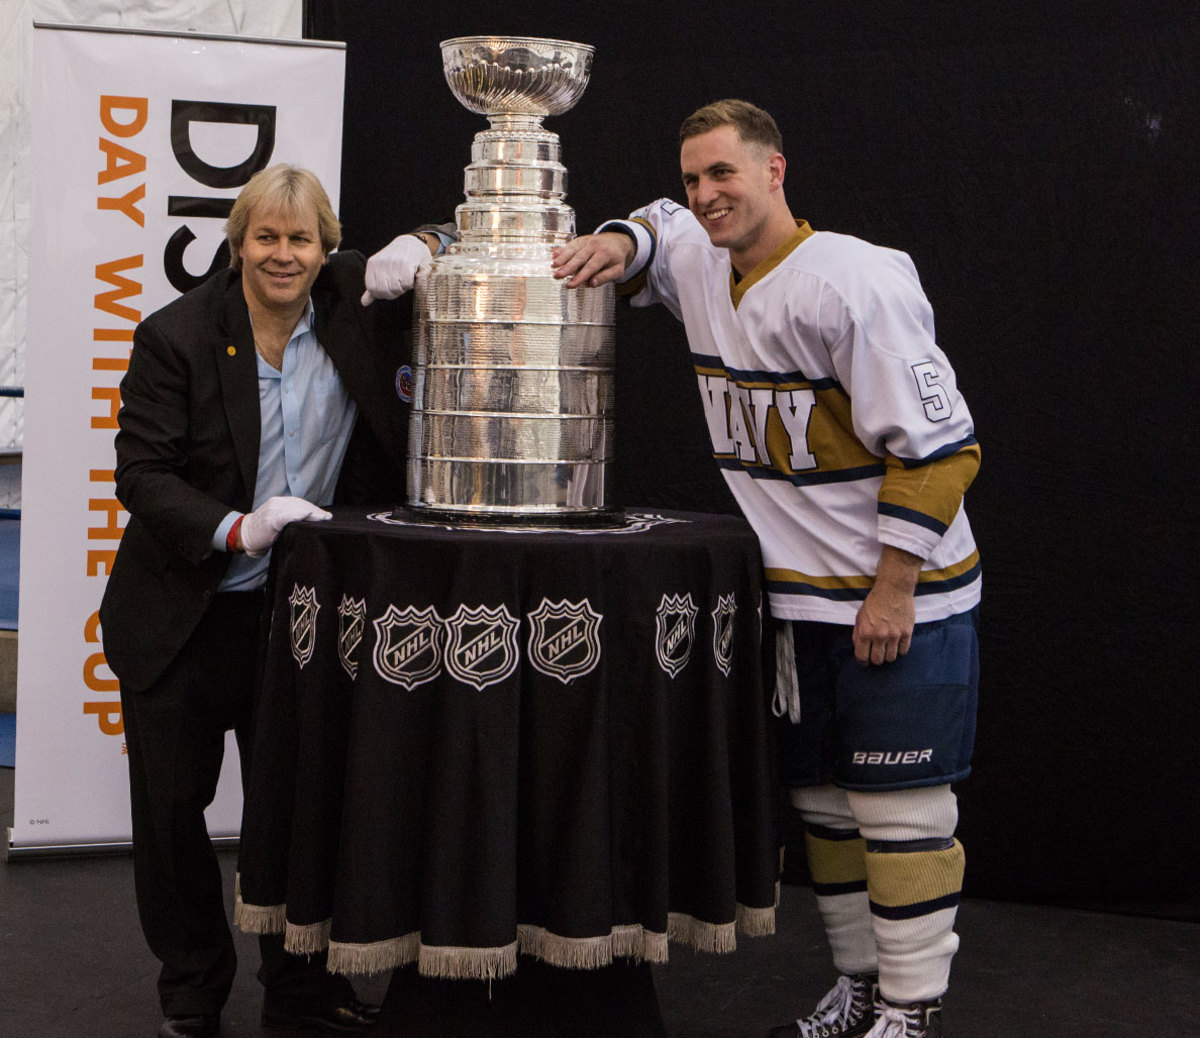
121, 590, 349, 1016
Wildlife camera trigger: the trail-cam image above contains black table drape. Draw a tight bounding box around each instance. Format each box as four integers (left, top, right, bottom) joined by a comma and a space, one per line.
235, 508, 780, 979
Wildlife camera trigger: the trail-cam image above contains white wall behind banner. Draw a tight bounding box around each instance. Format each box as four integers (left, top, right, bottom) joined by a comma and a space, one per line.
11, 24, 345, 852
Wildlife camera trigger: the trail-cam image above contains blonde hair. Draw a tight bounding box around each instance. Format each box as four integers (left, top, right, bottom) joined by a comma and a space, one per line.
679, 99, 783, 153
226, 164, 342, 269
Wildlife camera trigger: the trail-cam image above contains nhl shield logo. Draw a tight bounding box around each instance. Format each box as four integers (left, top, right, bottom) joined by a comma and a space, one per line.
527, 597, 603, 684
655, 592, 697, 678
711, 593, 737, 677
289, 584, 320, 670
338, 595, 367, 680
372, 604, 444, 690
444, 603, 520, 691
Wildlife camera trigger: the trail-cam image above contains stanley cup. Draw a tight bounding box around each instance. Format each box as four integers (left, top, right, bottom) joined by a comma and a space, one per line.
405, 36, 620, 524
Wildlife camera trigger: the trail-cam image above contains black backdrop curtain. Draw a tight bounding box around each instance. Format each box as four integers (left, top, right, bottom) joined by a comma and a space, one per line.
303, 1, 1200, 919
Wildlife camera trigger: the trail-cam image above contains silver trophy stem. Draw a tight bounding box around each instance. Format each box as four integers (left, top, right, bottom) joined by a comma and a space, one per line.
487, 113, 547, 133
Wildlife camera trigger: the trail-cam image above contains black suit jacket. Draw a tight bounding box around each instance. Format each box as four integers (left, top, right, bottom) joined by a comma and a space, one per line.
99, 250, 412, 693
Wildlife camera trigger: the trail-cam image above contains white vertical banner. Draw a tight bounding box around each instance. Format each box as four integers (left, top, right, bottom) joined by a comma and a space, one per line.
12, 24, 346, 852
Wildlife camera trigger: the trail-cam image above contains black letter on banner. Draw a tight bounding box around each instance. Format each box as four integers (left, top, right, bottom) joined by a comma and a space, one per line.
170, 100, 276, 187
164, 226, 231, 294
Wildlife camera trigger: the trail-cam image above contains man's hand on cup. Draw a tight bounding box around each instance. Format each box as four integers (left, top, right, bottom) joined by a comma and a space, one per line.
239, 496, 332, 557
360, 234, 437, 306
551, 232, 636, 289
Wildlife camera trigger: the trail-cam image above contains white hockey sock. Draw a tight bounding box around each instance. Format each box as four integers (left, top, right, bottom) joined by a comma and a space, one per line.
792, 785, 877, 976
848, 785, 963, 1004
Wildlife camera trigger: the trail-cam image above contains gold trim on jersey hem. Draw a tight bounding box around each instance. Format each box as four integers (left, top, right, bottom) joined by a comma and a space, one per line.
765, 550, 980, 591
730, 220, 814, 309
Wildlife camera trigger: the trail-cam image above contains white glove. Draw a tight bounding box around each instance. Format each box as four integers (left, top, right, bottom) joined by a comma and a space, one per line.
360, 234, 433, 305
239, 496, 332, 557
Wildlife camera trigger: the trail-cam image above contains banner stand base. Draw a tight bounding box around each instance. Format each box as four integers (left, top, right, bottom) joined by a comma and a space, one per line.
6, 829, 239, 862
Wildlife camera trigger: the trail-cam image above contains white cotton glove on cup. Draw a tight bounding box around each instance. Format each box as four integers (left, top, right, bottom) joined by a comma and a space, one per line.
360, 234, 432, 305
239, 496, 332, 557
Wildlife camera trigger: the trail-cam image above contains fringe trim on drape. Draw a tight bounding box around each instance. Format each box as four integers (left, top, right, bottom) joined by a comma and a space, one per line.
615, 924, 669, 964
419, 940, 519, 980
667, 912, 738, 954
232, 891, 775, 976
285, 918, 332, 955
234, 899, 288, 933
328, 932, 422, 976
232, 875, 287, 933
736, 901, 777, 936
515, 923, 670, 969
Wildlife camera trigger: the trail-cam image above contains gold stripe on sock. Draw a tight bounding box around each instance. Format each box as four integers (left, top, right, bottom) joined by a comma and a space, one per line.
865, 839, 965, 908
805, 830, 868, 886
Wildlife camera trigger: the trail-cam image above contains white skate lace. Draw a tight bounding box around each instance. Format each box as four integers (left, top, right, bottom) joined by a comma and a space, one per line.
863, 1004, 921, 1038
796, 975, 860, 1037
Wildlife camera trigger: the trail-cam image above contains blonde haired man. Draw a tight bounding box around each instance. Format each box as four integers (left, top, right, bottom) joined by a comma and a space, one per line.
101, 164, 451, 1038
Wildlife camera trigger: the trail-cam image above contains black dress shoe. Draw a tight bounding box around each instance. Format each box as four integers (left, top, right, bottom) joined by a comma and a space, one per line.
262, 996, 379, 1031
158, 1015, 219, 1038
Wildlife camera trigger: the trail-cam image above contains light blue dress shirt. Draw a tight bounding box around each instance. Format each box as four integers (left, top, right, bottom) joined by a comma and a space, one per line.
213, 301, 358, 591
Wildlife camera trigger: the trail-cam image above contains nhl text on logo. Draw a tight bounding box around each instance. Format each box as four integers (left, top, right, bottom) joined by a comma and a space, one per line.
655, 592, 698, 678
445, 603, 520, 691
289, 585, 320, 669
338, 595, 367, 680
527, 597, 603, 684
711, 592, 737, 677
373, 604, 444, 690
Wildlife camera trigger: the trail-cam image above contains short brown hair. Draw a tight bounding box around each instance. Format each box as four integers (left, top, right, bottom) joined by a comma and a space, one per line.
226, 164, 342, 269
679, 99, 783, 153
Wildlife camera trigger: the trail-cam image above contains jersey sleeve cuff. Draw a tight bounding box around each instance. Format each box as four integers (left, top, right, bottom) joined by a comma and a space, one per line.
595, 219, 653, 283
877, 517, 940, 561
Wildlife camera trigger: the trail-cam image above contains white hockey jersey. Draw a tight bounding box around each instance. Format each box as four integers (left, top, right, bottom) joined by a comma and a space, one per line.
605, 200, 981, 624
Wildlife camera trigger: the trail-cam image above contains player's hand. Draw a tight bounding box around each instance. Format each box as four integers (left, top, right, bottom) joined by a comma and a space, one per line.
551, 232, 635, 289
239, 496, 332, 557
360, 234, 434, 306
852, 546, 921, 665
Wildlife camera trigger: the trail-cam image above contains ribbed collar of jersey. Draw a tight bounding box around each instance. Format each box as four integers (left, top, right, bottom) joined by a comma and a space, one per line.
729, 219, 814, 309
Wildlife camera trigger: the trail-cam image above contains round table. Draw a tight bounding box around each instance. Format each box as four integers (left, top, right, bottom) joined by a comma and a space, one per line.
235, 507, 780, 1031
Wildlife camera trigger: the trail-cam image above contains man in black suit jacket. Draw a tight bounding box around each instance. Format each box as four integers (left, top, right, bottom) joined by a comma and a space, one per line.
99, 164, 449, 1038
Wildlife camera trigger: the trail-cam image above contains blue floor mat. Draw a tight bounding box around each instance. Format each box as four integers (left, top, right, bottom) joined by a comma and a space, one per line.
0, 711, 14, 768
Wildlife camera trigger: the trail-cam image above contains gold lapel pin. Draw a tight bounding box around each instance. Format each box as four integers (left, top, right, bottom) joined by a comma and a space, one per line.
227, 345, 237, 356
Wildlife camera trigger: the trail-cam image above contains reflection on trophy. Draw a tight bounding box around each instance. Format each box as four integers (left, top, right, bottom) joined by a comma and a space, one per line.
405, 36, 621, 525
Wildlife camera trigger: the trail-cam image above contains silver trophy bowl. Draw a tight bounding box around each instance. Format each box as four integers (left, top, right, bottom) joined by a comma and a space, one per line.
404, 36, 620, 526
440, 36, 594, 118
